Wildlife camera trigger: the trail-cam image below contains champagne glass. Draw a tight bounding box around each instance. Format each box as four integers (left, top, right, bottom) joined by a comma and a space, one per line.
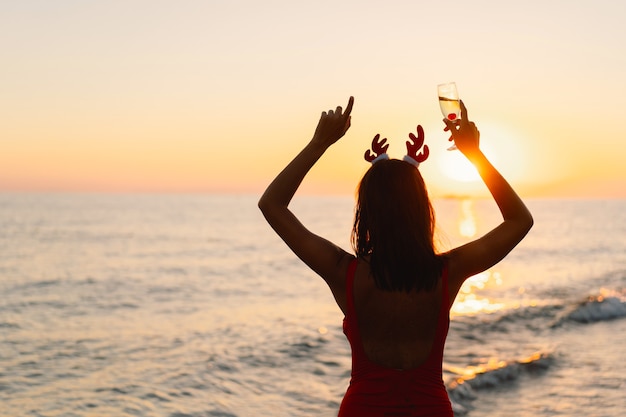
438, 82, 461, 150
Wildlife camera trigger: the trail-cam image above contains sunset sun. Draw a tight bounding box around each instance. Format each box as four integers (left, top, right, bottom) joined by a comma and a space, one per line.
438, 150, 482, 182
436, 123, 526, 184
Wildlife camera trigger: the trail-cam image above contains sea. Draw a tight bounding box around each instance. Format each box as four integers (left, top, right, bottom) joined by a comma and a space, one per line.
0, 193, 624, 417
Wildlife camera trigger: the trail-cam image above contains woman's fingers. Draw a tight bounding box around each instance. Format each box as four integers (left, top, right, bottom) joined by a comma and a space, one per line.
332, 96, 355, 118
460, 100, 468, 121
443, 118, 457, 133
344, 96, 354, 117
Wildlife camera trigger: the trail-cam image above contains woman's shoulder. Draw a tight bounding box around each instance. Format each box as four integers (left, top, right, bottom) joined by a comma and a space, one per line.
325, 253, 358, 315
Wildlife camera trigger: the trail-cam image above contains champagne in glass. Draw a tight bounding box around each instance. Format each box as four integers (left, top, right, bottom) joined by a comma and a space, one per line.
438, 82, 461, 150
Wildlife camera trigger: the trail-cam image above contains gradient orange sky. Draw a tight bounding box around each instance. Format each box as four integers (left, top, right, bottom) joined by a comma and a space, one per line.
2, 1, 625, 197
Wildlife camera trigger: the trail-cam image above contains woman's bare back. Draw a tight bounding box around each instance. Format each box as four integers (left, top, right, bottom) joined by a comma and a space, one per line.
350, 260, 445, 370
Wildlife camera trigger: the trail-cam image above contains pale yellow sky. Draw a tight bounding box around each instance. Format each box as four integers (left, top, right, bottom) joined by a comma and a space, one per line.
1, 0, 625, 197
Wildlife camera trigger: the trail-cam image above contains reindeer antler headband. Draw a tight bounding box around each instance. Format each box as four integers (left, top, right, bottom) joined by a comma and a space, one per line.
365, 125, 430, 168
364, 134, 390, 164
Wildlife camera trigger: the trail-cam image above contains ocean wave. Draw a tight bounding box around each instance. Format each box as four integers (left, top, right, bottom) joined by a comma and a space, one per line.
451, 286, 626, 335
552, 290, 626, 327
446, 351, 554, 415
563, 294, 626, 323
450, 302, 565, 339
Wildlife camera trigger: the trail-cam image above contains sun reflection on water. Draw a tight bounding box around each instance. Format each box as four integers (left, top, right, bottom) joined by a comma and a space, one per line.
448, 199, 508, 317
451, 271, 505, 317
458, 199, 477, 238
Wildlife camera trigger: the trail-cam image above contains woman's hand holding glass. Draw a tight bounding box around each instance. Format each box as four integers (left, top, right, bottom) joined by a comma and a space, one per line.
443, 100, 480, 159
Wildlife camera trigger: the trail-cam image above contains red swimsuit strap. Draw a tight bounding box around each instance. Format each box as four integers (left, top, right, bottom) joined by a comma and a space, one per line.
345, 258, 358, 314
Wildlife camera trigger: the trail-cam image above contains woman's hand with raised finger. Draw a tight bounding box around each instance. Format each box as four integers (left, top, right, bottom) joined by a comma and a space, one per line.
311, 96, 354, 149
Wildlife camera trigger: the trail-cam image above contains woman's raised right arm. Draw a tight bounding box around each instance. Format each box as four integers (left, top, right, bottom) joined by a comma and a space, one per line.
444, 101, 534, 297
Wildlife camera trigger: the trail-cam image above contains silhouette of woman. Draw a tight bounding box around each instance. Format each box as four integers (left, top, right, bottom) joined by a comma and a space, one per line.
258, 96, 533, 416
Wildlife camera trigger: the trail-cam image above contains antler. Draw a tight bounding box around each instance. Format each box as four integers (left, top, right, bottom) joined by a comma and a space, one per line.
364, 134, 390, 162
405, 125, 429, 163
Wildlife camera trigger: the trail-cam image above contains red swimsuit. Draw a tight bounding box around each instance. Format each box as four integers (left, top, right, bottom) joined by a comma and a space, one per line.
338, 259, 453, 417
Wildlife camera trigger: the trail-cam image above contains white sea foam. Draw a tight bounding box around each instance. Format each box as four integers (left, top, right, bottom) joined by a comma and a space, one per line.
567, 295, 626, 323
447, 351, 554, 415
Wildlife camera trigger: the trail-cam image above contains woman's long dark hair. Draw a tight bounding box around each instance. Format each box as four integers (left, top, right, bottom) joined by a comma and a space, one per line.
351, 159, 445, 292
